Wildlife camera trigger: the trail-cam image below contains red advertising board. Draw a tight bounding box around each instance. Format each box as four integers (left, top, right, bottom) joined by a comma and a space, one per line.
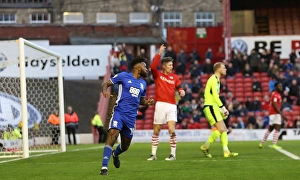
167, 26, 224, 64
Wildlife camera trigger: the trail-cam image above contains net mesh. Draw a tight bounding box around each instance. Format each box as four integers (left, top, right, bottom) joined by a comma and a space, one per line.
0, 40, 61, 157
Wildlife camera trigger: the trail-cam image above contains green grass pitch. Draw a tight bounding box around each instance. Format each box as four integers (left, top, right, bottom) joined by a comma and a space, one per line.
0, 141, 299, 180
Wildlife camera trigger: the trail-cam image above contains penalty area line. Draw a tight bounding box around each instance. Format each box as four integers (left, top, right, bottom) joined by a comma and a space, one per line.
0, 145, 104, 164
271, 147, 300, 160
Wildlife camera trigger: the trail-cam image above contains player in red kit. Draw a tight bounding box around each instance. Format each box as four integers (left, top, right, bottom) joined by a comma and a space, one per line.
259, 82, 287, 149
147, 44, 185, 161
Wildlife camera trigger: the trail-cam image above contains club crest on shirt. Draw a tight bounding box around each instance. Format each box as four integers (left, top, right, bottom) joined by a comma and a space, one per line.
128, 80, 132, 83
169, 76, 173, 79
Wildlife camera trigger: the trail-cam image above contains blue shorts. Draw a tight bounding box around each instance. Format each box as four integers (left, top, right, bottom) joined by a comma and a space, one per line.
108, 110, 135, 139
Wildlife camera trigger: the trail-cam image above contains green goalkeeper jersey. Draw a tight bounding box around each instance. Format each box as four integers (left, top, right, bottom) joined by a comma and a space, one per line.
204, 74, 224, 107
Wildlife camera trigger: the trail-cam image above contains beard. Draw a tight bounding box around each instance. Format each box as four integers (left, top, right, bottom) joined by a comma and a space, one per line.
140, 71, 148, 78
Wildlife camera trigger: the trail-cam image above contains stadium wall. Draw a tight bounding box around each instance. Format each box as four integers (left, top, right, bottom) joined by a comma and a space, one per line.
64, 129, 300, 144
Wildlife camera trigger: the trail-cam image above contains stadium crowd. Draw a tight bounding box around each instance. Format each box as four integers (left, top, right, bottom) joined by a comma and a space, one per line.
109, 44, 300, 130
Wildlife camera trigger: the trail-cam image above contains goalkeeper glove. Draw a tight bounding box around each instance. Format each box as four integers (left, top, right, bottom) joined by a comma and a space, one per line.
220, 106, 229, 116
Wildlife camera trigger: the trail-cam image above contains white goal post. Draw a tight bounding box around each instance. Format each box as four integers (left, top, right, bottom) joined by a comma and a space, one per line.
0, 38, 66, 158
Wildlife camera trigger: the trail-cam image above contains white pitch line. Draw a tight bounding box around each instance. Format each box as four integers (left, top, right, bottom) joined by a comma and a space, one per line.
0, 145, 104, 164
271, 147, 300, 160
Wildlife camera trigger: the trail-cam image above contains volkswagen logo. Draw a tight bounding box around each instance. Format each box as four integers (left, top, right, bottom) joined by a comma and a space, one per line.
0, 91, 42, 130
231, 39, 248, 53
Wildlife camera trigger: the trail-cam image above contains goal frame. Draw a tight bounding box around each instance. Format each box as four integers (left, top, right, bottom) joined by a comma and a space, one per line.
18, 38, 66, 158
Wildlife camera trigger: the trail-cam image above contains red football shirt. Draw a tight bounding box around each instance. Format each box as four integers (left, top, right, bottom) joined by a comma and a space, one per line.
150, 54, 181, 105
269, 91, 282, 115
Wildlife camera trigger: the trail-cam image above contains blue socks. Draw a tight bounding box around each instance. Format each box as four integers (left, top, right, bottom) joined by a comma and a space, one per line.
101, 145, 113, 168
113, 144, 124, 156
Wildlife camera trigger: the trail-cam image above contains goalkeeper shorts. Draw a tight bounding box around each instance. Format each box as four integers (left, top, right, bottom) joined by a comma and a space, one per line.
203, 105, 223, 126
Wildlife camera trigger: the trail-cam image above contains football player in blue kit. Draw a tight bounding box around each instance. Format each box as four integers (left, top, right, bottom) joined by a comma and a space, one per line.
100, 56, 154, 175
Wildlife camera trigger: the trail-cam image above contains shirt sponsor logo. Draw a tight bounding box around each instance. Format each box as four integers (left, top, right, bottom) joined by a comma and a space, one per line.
160, 76, 175, 84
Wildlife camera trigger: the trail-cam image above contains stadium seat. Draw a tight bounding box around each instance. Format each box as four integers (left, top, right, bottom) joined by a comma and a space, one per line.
235, 73, 243, 78
244, 78, 253, 83
145, 119, 153, 124
236, 97, 245, 103
253, 72, 260, 78
226, 78, 234, 83
136, 120, 144, 125
200, 122, 209, 129
253, 92, 263, 98
143, 124, 153, 129
162, 124, 168, 129
244, 92, 253, 98
136, 124, 144, 130
235, 78, 243, 83
261, 77, 270, 82
200, 117, 207, 123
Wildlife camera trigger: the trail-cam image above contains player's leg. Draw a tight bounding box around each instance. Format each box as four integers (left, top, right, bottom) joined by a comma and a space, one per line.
201, 106, 223, 150
259, 114, 276, 148
148, 101, 164, 160
51, 127, 55, 145
100, 128, 120, 175
165, 120, 176, 160
272, 124, 281, 148
165, 103, 177, 161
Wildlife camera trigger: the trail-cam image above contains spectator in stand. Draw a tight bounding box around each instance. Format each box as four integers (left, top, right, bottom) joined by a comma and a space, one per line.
277, 73, 289, 90
65, 106, 79, 145
290, 49, 298, 64
91, 111, 107, 143
294, 58, 300, 72
216, 46, 225, 61
285, 70, 295, 83
288, 79, 299, 97
230, 54, 240, 73
180, 119, 188, 129
220, 78, 230, 97
226, 62, 236, 77
190, 99, 200, 111
258, 58, 268, 72
164, 46, 176, 63
191, 109, 201, 123
190, 60, 202, 79
182, 100, 192, 115
177, 49, 188, 68
262, 111, 269, 127
281, 97, 292, 112
118, 50, 128, 71
140, 48, 148, 59
269, 76, 277, 92
284, 59, 294, 72
294, 116, 300, 128
252, 76, 262, 92
243, 63, 253, 77
278, 59, 285, 72
111, 61, 121, 76
248, 49, 260, 72
247, 111, 256, 128
233, 117, 245, 129
270, 64, 280, 78
126, 49, 134, 72
181, 79, 192, 90
182, 88, 193, 102
190, 48, 201, 62
175, 61, 186, 75
239, 55, 249, 72
282, 90, 293, 104
255, 116, 265, 129
260, 49, 269, 60
272, 52, 280, 65
202, 58, 214, 74
191, 78, 202, 94
261, 95, 270, 111
265, 49, 272, 63
253, 96, 261, 112
110, 52, 120, 67
205, 47, 212, 60
245, 97, 255, 111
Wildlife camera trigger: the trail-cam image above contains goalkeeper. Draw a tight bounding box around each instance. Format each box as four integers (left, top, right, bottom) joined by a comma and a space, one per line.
200, 62, 238, 158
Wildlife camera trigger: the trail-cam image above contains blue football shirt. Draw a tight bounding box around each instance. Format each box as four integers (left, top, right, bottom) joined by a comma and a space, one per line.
110, 72, 146, 118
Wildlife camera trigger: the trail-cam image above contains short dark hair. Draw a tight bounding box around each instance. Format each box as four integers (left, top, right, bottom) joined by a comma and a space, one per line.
130, 56, 147, 69
274, 82, 280, 88
161, 57, 173, 65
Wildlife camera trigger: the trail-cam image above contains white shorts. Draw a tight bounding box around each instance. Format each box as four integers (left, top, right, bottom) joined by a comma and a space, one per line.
154, 101, 177, 124
269, 114, 282, 125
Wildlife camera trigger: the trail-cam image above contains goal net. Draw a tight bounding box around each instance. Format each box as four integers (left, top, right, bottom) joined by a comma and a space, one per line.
0, 38, 66, 158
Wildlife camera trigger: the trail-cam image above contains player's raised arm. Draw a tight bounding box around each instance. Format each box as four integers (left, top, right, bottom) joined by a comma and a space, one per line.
101, 80, 113, 98
150, 44, 166, 73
